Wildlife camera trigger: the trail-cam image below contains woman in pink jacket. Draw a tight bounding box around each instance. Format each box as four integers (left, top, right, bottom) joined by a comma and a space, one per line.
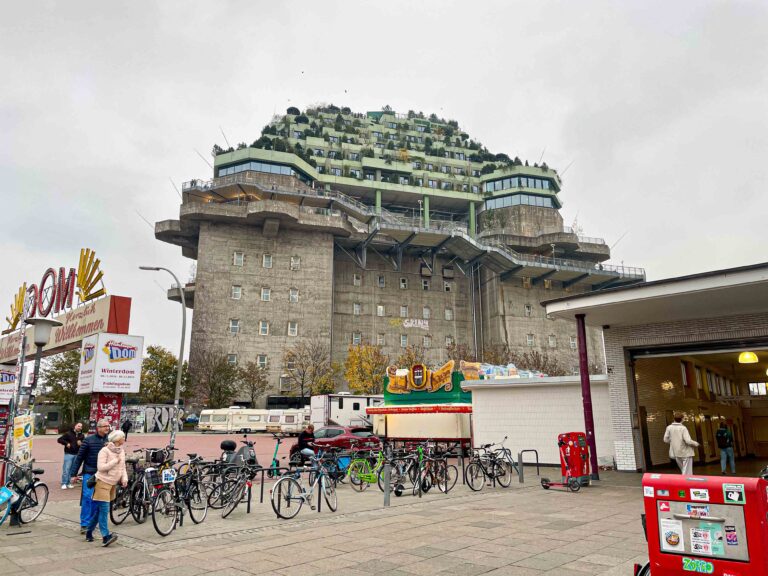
85, 430, 128, 546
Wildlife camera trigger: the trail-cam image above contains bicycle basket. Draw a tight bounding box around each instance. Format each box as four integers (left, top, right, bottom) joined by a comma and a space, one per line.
337, 456, 351, 471
146, 467, 162, 487
0, 486, 19, 506
9, 465, 33, 486
147, 449, 167, 465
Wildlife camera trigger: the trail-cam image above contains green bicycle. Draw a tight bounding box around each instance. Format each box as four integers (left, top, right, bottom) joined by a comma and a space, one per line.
346, 449, 386, 492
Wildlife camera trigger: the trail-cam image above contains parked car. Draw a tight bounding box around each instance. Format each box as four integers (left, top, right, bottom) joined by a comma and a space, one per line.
312, 426, 380, 450
185, 414, 200, 424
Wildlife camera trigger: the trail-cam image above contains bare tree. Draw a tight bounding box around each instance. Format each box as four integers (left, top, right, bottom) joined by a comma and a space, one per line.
445, 342, 477, 364
190, 348, 240, 408
282, 338, 336, 398
239, 360, 269, 407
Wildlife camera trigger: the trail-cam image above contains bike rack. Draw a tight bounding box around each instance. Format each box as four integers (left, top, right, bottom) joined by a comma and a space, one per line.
517, 449, 540, 483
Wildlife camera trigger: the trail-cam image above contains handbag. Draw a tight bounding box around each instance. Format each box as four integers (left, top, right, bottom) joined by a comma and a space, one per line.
86, 475, 97, 489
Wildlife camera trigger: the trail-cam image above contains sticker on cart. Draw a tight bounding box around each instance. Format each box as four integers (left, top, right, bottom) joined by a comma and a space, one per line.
690, 488, 710, 502
686, 504, 710, 518
660, 518, 684, 552
690, 527, 713, 556
700, 522, 725, 556
723, 483, 745, 505
657, 489, 670, 497
682, 557, 714, 573
644, 486, 655, 498
724, 525, 738, 546
161, 468, 177, 484
650, 473, 662, 479
659, 501, 671, 512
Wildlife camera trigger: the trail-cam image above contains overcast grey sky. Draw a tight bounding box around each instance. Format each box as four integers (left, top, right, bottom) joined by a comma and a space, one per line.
2, 1, 767, 357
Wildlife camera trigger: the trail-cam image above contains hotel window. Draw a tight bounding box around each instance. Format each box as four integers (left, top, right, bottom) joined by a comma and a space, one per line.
387, 122, 397, 129
428, 180, 437, 189
441, 182, 452, 190
353, 273, 362, 287
352, 332, 362, 346
233, 252, 244, 266
348, 152, 360, 161
695, 367, 703, 389
329, 136, 339, 143
441, 165, 450, 174
471, 185, 479, 193
257, 354, 267, 368
412, 161, 422, 169
400, 305, 408, 318
415, 178, 423, 186
229, 319, 240, 334
472, 170, 481, 177
445, 308, 454, 321
423, 335, 432, 348
548, 335, 557, 348
377, 333, 385, 346
524, 304, 532, 317
261, 287, 271, 302
262, 254, 273, 269
353, 303, 361, 315
522, 277, 532, 289
570, 336, 577, 349
749, 382, 767, 396
400, 277, 408, 289
445, 335, 454, 347
378, 275, 386, 288
544, 279, 552, 290
526, 334, 535, 347
422, 306, 431, 319
286, 357, 296, 371
377, 305, 385, 317
444, 281, 452, 292
290, 256, 301, 271
227, 354, 237, 365
426, 163, 434, 171
259, 321, 269, 336
329, 167, 342, 176
400, 334, 408, 348
350, 169, 361, 178
681, 362, 690, 388
422, 279, 430, 291
289, 288, 299, 303
287, 321, 298, 337
231, 285, 242, 300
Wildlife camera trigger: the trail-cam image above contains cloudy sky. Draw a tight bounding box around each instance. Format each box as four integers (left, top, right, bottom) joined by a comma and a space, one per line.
2, 1, 767, 357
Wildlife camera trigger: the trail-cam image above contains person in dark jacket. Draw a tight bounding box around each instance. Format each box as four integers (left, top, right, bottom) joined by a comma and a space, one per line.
57, 422, 84, 490
120, 419, 132, 441
70, 419, 110, 533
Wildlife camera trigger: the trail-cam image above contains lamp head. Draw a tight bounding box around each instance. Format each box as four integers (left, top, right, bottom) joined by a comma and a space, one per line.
739, 351, 759, 364
24, 317, 63, 347
139, 266, 161, 271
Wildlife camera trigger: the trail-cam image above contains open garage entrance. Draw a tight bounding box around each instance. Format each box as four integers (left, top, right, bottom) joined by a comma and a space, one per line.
632, 342, 768, 475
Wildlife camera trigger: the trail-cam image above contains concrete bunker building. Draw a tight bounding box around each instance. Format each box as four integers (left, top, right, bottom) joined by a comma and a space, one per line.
155, 106, 644, 404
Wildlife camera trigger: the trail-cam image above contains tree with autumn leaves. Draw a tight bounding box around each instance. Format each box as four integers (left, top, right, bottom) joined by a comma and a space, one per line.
343, 344, 389, 394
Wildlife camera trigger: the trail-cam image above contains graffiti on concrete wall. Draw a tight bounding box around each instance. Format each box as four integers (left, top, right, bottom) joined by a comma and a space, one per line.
143, 405, 183, 433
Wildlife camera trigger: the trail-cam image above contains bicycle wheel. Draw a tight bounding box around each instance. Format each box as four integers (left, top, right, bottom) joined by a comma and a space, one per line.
271, 476, 303, 520
412, 468, 432, 496
438, 464, 458, 493
19, 482, 48, 523
495, 461, 513, 488
377, 460, 405, 492
321, 475, 337, 512
465, 462, 485, 492
130, 482, 149, 524
187, 481, 208, 524
208, 476, 239, 509
347, 460, 369, 492
151, 488, 177, 536
110, 484, 131, 525
221, 480, 246, 519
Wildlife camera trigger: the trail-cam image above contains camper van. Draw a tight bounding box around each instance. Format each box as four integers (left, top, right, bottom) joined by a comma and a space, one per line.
265, 408, 310, 435
197, 407, 268, 433
310, 394, 383, 429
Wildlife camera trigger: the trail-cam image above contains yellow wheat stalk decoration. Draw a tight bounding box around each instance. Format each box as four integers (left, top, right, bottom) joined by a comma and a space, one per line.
4, 283, 26, 333
77, 248, 107, 303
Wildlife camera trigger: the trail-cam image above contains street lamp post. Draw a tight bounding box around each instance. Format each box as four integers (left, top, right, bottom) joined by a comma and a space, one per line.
23, 317, 63, 412
139, 266, 186, 448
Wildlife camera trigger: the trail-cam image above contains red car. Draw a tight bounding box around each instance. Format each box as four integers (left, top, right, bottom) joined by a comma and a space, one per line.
312, 426, 380, 450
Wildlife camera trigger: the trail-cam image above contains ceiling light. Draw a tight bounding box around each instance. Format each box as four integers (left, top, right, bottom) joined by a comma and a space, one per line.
738, 351, 758, 364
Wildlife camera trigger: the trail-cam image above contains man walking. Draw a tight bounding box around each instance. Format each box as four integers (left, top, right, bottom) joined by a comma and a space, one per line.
120, 418, 132, 441
70, 419, 110, 533
57, 422, 84, 490
663, 413, 700, 475
716, 421, 736, 475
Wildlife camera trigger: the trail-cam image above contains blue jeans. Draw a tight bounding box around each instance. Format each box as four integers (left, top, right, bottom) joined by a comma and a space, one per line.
80, 473, 95, 528
86, 500, 110, 539
720, 447, 735, 473
62, 454, 76, 486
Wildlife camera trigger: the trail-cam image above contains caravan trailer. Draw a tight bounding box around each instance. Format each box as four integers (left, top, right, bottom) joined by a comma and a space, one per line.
197, 408, 269, 433
310, 394, 384, 429
265, 408, 310, 435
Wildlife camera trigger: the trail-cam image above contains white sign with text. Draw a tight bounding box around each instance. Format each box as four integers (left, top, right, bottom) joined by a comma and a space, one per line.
77, 333, 144, 394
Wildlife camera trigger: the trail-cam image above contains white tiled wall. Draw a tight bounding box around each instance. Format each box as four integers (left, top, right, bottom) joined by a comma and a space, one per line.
470, 379, 615, 467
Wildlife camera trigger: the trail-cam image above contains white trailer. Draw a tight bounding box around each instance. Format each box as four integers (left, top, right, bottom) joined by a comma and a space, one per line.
266, 408, 310, 435
197, 408, 268, 433
310, 394, 384, 428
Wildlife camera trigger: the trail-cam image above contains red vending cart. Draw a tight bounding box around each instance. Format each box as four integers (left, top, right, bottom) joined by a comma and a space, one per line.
642, 473, 768, 575
559, 432, 591, 486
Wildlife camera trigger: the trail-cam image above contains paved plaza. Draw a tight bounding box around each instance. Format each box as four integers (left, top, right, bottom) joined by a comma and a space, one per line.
1, 444, 649, 576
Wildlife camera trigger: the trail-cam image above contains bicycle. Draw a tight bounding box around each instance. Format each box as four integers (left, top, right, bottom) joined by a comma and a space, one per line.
129, 446, 176, 524
347, 447, 387, 492
0, 457, 48, 525
109, 449, 142, 525
151, 455, 208, 536
270, 450, 337, 520
464, 441, 514, 491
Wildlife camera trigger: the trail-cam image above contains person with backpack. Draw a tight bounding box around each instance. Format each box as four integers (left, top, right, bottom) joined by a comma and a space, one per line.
716, 421, 736, 475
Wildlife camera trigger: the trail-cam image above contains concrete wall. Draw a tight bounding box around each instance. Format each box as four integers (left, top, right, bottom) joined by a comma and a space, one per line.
466, 376, 615, 467
478, 204, 564, 237
603, 311, 768, 471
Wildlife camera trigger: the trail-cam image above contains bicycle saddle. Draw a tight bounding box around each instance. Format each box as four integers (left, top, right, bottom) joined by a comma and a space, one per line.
186, 453, 198, 459
32, 468, 45, 475
125, 456, 140, 464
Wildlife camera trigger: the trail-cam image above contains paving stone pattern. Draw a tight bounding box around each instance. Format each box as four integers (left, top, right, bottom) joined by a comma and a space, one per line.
1, 472, 648, 575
